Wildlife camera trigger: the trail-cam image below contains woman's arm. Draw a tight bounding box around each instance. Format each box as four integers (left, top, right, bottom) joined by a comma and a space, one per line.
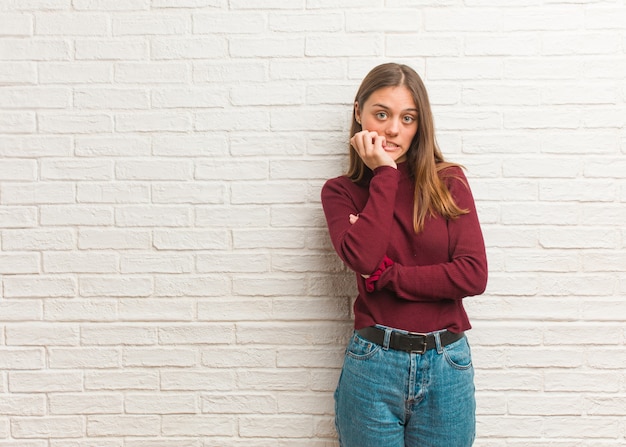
375, 171, 488, 301
321, 166, 399, 275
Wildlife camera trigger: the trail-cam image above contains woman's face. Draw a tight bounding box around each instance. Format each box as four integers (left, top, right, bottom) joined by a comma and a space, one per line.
355, 85, 418, 163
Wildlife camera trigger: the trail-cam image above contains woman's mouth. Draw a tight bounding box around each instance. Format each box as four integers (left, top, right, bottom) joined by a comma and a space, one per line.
383, 142, 400, 151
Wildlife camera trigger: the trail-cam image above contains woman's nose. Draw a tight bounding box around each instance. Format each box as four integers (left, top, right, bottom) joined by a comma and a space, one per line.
386, 119, 400, 136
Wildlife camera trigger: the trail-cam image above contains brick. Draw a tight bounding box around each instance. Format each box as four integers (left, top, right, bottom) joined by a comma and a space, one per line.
75, 39, 148, 60
0, 14, 33, 35
0, 111, 37, 133
0, 299, 41, 321
0, 253, 40, 274
48, 348, 120, 369
269, 12, 342, 32
75, 88, 149, 109
39, 113, 113, 133
35, 13, 109, 35
160, 370, 235, 391
125, 393, 197, 414
115, 206, 191, 227
153, 229, 228, 250
202, 393, 277, 414
85, 370, 159, 391
2, 181, 73, 203
11, 416, 84, 438
231, 83, 304, 106
76, 136, 149, 157
0, 62, 37, 84
539, 228, 619, 249
161, 415, 234, 436
9, 371, 83, 393
0, 39, 70, 60
79, 276, 152, 297
153, 0, 223, 7
49, 393, 123, 414
195, 109, 269, 131
194, 60, 266, 83
276, 392, 334, 415
237, 369, 311, 391
112, 14, 189, 35
0, 87, 69, 108
200, 347, 275, 368
230, 133, 306, 156
0, 395, 45, 416
4, 275, 77, 298
306, 35, 382, 57
116, 159, 193, 180
78, 229, 150, 249
0, 158, 37, 183
121, 253, 192, 273
0, 348, 44, 369
159, 324, 235, 344
151, 37, 227, 59
72, 0, 149, 10
197, 297, 272, 322
542, 32, 620, 56
115, 62, 188, 83
40, 205, 114, 226
229, 0, 303, 9
78, 183, 150, 204
194, 12, 265, 33
39, 62, 112, 84
118, 299, 195, 321
115, 112, 192, 132
239, 415, 314, 438
44, 299, 117, 322
153, 134, 228, 156
345, 10, 420, 32
6, 324, 79, 346
87, 415, 160, 436
80, 325, 157, 345
230, 37, 304, 58
195, 205, 269, 227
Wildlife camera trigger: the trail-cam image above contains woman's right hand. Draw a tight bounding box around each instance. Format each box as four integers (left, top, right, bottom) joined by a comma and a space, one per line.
350, 130, 397, 171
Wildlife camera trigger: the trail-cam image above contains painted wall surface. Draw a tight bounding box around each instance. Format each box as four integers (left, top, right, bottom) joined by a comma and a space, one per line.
0, 1, 625, 445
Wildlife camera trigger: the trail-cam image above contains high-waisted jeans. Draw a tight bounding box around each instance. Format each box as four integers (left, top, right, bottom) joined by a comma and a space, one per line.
334, 326, 476, 447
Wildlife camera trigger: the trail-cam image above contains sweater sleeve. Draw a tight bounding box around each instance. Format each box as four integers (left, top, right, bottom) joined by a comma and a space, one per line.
376, 169, 488, 301
321, 167, 399, 276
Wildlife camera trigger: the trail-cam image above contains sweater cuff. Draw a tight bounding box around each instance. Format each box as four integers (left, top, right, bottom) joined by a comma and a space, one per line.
365, 256, 394, 292
376, 262, 398, 291
373, 165, 398, 176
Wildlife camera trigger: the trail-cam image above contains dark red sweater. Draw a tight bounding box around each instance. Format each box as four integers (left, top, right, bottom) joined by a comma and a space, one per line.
321, 162, 488, 333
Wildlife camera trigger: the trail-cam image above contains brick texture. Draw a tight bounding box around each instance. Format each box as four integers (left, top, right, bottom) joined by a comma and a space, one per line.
0, 1, 625, 446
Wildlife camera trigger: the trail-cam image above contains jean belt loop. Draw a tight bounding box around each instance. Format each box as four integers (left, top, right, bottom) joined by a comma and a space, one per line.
382, 328, 392, 351
434, 331, 443, 354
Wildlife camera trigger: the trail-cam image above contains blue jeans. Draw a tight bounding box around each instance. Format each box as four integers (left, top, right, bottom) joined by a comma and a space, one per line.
334, 327, 476, 447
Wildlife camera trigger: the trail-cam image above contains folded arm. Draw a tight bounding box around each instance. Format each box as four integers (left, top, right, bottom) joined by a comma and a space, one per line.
321, 167, 399, 276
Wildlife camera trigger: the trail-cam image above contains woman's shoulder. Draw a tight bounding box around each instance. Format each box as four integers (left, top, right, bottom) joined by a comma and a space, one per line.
323, 174, 361, 196
438, 164, 470, 192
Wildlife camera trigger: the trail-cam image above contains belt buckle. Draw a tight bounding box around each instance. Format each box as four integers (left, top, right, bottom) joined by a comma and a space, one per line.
407, 332, 427, 354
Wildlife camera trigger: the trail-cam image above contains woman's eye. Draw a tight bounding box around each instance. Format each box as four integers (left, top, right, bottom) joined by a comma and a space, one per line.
376, 112, 387, 119
403, 116, 415, 123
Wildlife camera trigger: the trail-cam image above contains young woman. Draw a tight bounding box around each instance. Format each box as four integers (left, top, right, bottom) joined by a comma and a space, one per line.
321, 63, 488, 447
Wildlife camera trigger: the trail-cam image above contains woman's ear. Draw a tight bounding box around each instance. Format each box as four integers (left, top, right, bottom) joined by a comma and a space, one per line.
354, 101, 361, 125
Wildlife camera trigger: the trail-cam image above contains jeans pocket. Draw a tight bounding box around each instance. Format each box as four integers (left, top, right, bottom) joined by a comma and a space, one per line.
345, 332, 381, 360
443, 336, 473, 370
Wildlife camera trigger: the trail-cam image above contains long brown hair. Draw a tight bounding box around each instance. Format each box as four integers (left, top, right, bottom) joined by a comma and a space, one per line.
346, 63, 468, 233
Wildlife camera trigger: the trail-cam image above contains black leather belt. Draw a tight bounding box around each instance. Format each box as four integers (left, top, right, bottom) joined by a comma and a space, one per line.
356, 326, 464, 354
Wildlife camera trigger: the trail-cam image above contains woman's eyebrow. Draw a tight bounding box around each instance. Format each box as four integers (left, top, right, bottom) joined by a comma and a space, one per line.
371, 103, 418, 113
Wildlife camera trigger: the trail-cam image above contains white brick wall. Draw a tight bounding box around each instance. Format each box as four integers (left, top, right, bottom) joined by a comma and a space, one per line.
0, 1, 624, 445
